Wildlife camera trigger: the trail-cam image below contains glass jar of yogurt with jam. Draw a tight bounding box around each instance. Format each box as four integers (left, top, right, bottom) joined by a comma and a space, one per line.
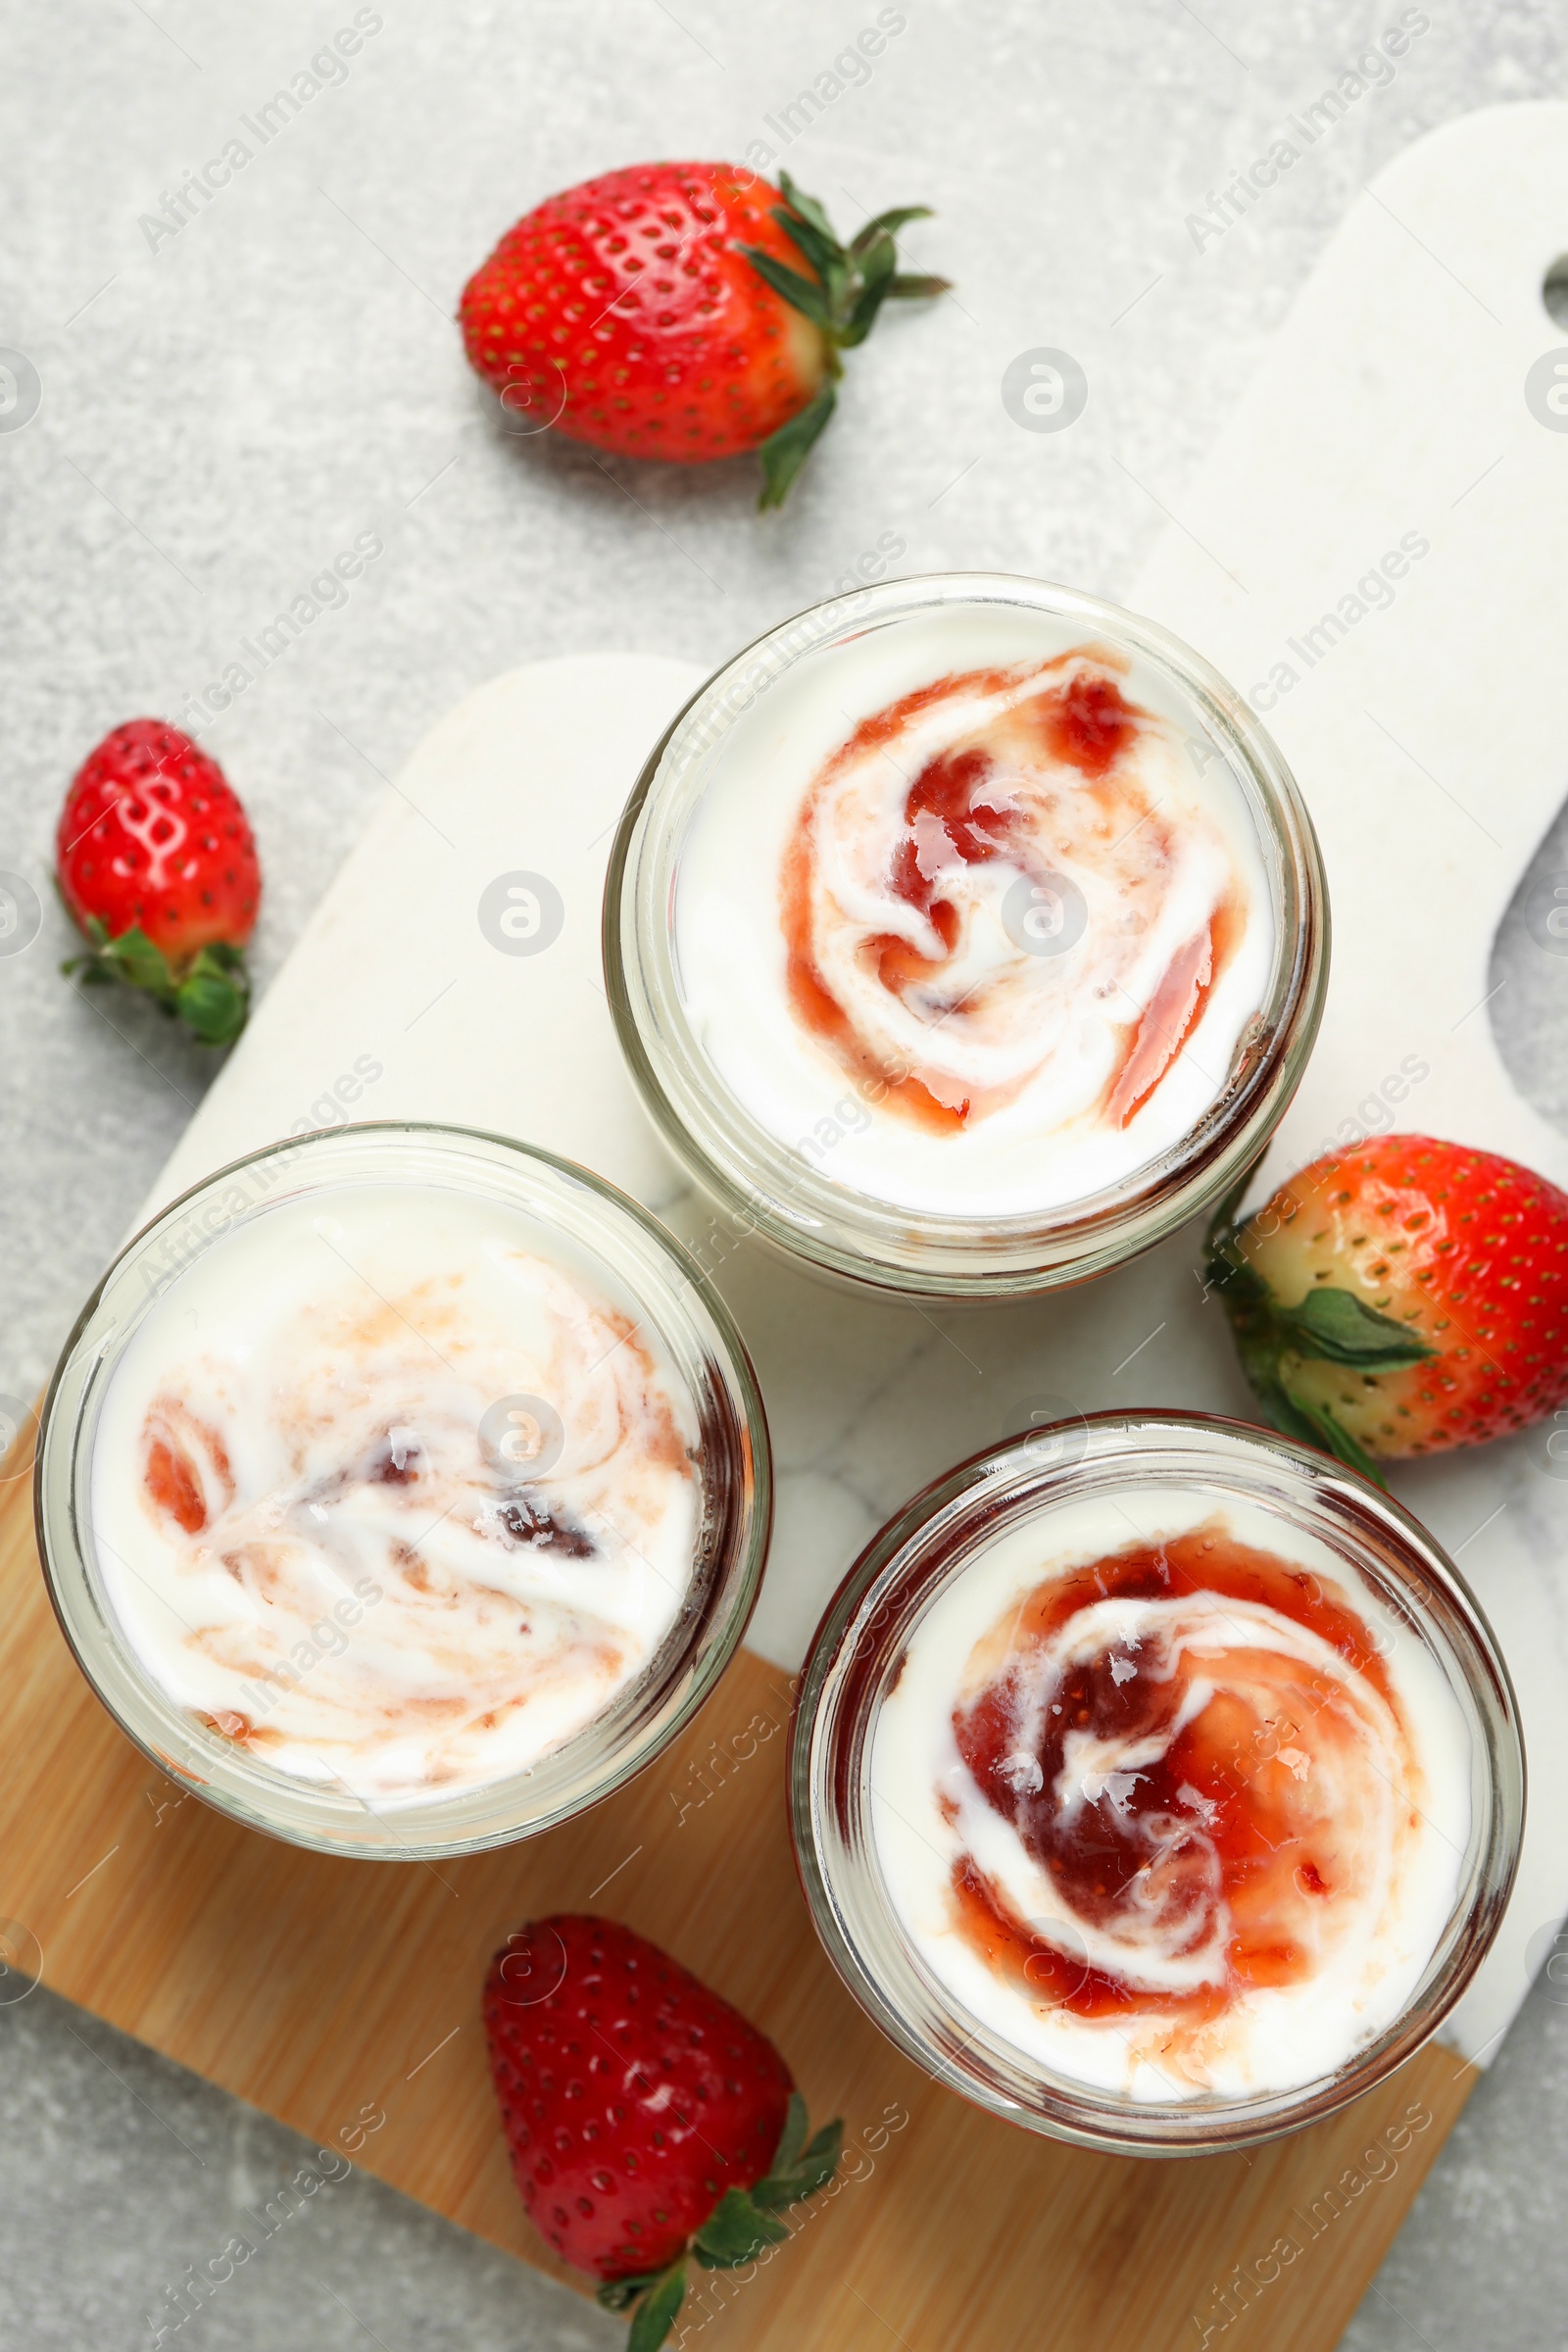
789, 1412, 1523, 2154
605, 573, 1327, 1298
34, 1123, 770, 1860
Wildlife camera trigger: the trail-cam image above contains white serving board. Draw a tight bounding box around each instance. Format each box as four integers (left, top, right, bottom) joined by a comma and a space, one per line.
145, 104, 1568, 2070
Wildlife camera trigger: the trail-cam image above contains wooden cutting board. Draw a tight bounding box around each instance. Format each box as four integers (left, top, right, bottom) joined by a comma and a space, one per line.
0, 1431, 1472, 2352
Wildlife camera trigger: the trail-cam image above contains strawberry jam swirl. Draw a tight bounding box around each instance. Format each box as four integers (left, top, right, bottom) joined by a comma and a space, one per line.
781, 649, 1244, 1134
97, 1201, 700, 1803
870, 1505, 1469, 2099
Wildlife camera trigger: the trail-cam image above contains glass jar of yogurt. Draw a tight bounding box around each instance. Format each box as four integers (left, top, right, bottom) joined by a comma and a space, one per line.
605, 573, 1327, 1298
789, 1413, 1522, 2154
35, 1124, 770, 1859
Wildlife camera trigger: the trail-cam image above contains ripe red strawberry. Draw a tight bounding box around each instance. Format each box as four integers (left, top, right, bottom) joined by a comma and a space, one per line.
1207, 1134, 1568, 1477
484, 1914, 841, 2349
459, 163, 948, 509
57, 719, 260, 1045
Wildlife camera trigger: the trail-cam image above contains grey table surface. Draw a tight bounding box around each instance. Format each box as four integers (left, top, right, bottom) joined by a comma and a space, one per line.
3, 2, 1568, 2345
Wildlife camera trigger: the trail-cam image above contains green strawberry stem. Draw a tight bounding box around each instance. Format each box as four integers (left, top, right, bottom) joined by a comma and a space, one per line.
597, 2094, 843, 2347
623, 2265, 688, 2352
61, 911, 250, 1047
1205, 1198, 1436, 1489
740, 172, 950, 511
757, 385, 837, 511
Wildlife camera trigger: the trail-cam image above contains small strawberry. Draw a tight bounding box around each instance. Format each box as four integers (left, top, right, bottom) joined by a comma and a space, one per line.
459, 161, 948, 509
56, 719, 260, 1046
1206, 1133, 1568, 1479
484, 1914, 841, 2349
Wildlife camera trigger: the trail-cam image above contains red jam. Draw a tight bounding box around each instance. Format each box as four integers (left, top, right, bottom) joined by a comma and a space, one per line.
780, 658, 1236, 1134
142, 1402, 230, 1536
948, 1526, 1411, 2029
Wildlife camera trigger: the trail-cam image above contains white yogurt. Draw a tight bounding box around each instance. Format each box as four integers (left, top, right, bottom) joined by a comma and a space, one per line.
91, 1183, 700, 1806
674, 605, 1275, 1218
869, 1485, 1469, 2103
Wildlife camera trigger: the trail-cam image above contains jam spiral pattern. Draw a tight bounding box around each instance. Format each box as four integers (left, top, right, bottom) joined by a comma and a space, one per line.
944, 1525, 1425, 2082
781, 650, 1243, 1136
129, 1250, 696, 1798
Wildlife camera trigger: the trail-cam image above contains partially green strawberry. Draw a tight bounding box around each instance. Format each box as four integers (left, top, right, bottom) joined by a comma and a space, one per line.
56, 720, 260, 1045
1206, 1133, 1568, 1480
484, 1914, 842, 2349
459, 162, 948, 509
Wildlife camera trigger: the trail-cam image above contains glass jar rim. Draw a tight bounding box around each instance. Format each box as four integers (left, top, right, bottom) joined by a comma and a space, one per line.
788, 1409, 1524, 2154
605, 571, 1330, 1298
34, 1120, 772, 1860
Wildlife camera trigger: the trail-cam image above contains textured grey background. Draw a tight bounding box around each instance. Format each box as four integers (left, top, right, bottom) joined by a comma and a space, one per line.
3, 1, 1568, 2345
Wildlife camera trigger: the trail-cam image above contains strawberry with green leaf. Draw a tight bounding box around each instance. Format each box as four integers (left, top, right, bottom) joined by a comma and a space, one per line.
459, 162, 948, 509
56, 719, 260, 1046
484, 1913, 842, 2349
1206, 1134, 1568, 1481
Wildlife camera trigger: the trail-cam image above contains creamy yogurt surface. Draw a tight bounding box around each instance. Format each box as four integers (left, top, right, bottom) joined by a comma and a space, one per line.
91, 1183, 700, 1806
869, 1485, 1470, 2102
673, 604, 1275, 1218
